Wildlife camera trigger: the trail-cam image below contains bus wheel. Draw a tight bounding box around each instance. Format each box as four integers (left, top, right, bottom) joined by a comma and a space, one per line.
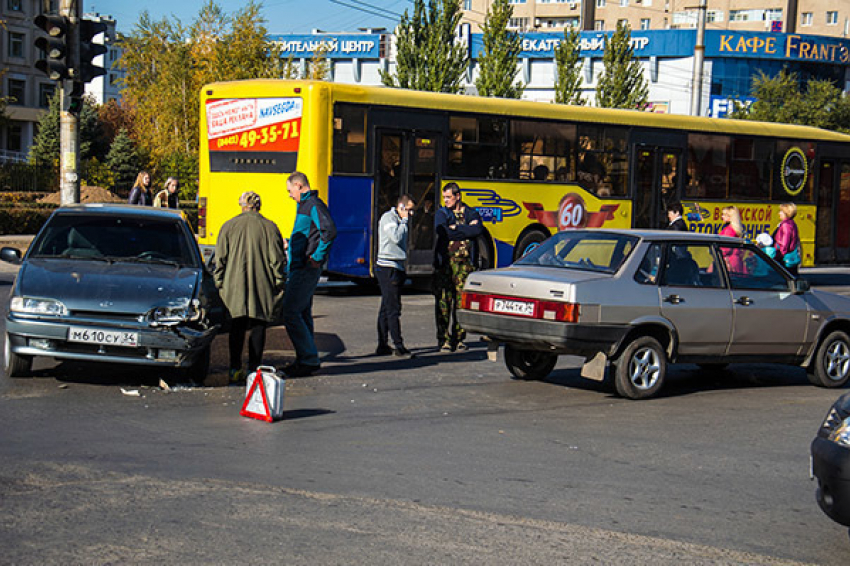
476, 231, 495, 270
514, 230, 548, 262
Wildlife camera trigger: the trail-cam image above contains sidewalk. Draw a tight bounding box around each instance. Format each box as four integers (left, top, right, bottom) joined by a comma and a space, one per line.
0, 234, 33, 252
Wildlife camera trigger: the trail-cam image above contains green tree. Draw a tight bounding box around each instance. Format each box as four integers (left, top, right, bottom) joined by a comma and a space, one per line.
730, 70, 850, 133
381, 0, 469, 93
28, 93, 105, 166
554, 28, 584, 105
106, 128, 144, 193
28, 93, 61, 165
596, 22, 648, 109
475, 0, 523, 99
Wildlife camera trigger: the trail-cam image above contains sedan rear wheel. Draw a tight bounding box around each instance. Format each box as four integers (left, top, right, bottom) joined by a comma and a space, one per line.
808, 330, 850, 388
504, 345, 557, 381
5, 333, 32, 378
614, 336, 666, 400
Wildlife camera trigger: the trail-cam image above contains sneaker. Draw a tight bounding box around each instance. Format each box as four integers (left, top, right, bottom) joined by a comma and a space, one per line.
375, 344, 393, 356
284, 362, 320, 378
455, 342, 468, 352
229, 368, 246, 384
439, 342, 452, 352
393, 346, 415, 359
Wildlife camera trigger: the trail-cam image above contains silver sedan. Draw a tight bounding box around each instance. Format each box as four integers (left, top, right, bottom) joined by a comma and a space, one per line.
458, 229, 850, 400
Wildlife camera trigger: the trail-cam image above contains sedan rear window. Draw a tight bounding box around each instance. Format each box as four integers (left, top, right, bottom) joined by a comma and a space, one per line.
515, 231, 638, 273
29, 213, 198, 267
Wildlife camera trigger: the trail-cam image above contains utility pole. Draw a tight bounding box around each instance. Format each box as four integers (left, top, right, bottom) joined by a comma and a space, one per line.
60, 0, 80, 205
690, 0, 707, 116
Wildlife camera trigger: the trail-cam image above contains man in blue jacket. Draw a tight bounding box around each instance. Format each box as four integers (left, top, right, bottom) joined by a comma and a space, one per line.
282, 172, 337, 377
433, 182, 483, 352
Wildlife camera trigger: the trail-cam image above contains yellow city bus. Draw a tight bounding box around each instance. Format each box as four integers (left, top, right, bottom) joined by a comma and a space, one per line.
198, 79, 850, 277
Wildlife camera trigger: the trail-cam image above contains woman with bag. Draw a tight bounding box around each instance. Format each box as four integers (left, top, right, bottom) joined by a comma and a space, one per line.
773, 202, 802, 276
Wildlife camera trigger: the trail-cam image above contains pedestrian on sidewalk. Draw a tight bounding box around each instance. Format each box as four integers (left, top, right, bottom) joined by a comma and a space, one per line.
127, 171, 153, 206
281, 172, 337, 377
153, 177, 180, 209
375, 194, 416, 358
214, 191, 287, 384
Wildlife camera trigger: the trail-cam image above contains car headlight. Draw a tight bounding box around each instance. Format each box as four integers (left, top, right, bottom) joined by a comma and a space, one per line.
820, 407, 850, 447
146, 299, 201, 327
10, 296, 67, 316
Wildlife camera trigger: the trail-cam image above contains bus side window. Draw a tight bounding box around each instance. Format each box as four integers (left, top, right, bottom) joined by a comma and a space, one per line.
333, 104, 367, 174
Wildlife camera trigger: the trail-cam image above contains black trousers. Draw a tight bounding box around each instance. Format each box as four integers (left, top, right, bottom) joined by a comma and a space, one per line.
229, 316, 267, 372
376, 265, 405, 348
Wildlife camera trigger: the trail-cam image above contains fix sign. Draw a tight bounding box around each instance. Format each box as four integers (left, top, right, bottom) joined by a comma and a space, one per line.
206, 97, 303, 153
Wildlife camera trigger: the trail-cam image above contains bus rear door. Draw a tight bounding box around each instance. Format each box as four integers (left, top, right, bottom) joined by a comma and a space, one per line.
374, 129, 441, 276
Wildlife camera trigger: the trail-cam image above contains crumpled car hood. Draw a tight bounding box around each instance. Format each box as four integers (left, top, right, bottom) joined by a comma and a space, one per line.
16, 258, 201, 315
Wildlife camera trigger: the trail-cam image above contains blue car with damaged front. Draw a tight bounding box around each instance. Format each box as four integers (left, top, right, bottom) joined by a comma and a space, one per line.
1, 204, 224, 383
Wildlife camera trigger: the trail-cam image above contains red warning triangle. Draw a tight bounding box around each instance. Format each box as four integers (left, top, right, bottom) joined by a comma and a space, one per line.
241, 368, 274, 422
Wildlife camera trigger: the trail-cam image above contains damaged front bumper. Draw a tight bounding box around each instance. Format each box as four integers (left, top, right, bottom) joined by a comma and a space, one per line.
6, 314, 219, 368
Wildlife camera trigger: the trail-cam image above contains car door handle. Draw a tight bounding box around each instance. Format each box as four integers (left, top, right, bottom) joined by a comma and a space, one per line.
664, 294, 683, 304
735, 297, 753, 306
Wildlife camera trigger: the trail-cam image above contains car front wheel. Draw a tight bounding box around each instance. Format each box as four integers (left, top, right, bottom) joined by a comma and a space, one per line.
808, 330, 850, 388
614, 336, 666, 400
504, 345, 557, 380
5, 333, 32, 378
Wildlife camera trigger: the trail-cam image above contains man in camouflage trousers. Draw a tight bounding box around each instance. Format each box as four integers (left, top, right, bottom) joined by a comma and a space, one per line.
433, 182, 483, 352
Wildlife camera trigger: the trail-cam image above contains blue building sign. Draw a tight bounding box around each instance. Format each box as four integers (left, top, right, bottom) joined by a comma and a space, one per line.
268, 34, 381, 59
705, 30, 850, 65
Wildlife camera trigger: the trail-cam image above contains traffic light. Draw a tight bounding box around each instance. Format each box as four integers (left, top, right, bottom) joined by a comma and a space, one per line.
67, 81, 84, 115
78, 19, 108, 84
34, 14, 71, 80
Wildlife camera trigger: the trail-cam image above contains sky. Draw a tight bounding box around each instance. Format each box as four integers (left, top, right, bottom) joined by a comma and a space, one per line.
87, 0, 414, 35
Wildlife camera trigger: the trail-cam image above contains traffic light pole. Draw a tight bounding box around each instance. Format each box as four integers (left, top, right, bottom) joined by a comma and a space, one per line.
60, 0, 79, 205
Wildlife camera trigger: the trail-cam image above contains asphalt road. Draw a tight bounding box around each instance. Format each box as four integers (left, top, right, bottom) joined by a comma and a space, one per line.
2, 264, 850, 564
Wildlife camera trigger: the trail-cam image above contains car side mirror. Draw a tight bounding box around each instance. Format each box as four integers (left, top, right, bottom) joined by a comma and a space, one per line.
0, 246, 22, 265
790, 278, 810, 294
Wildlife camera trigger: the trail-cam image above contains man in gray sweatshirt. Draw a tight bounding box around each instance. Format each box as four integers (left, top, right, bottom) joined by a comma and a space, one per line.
375, 194, 416, 358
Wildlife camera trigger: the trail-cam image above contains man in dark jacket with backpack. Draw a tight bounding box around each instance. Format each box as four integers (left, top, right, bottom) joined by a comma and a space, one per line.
433, 182, 483, 352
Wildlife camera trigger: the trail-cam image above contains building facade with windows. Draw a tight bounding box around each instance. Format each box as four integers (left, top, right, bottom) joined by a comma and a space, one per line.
0, 3, 123, 163
1, 0, 57, 162
462, 0, 848, 37
270, 27, 850, 117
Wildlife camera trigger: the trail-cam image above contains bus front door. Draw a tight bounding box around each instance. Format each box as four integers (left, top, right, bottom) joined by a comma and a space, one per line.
816, 160, 850, 264
633, 147, 681, 230
374, 130, 440, 276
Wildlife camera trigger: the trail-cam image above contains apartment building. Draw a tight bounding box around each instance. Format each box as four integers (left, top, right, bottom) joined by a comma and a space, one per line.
462, 0, 848, 37
0, 2, 122, 163
1, 0, 56, 162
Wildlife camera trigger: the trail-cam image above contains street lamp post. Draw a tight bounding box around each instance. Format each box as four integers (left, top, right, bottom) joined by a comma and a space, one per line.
690, 0, 707, 116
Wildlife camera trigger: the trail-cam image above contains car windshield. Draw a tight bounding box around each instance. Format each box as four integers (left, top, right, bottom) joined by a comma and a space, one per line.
28, 213, 198, 267
515, 231, 638, 273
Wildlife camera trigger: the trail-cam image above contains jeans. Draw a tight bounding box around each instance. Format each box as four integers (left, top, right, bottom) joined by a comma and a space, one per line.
376, 265, 405, 348
229, 316, 267, 372
282, 266, 322, 366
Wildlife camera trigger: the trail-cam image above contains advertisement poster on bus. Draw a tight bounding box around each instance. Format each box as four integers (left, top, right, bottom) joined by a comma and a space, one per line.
205, 97, 303, 154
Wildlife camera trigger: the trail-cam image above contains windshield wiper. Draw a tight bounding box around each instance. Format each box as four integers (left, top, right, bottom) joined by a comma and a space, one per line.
112, 256, 181, 267
51, 252, 113, 262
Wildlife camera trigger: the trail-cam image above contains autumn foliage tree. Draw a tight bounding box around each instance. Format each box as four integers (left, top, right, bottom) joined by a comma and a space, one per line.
118, 1, 305, 197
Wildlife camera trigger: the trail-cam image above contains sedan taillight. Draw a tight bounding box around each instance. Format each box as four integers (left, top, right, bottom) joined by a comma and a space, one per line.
461, 291, 579, 323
